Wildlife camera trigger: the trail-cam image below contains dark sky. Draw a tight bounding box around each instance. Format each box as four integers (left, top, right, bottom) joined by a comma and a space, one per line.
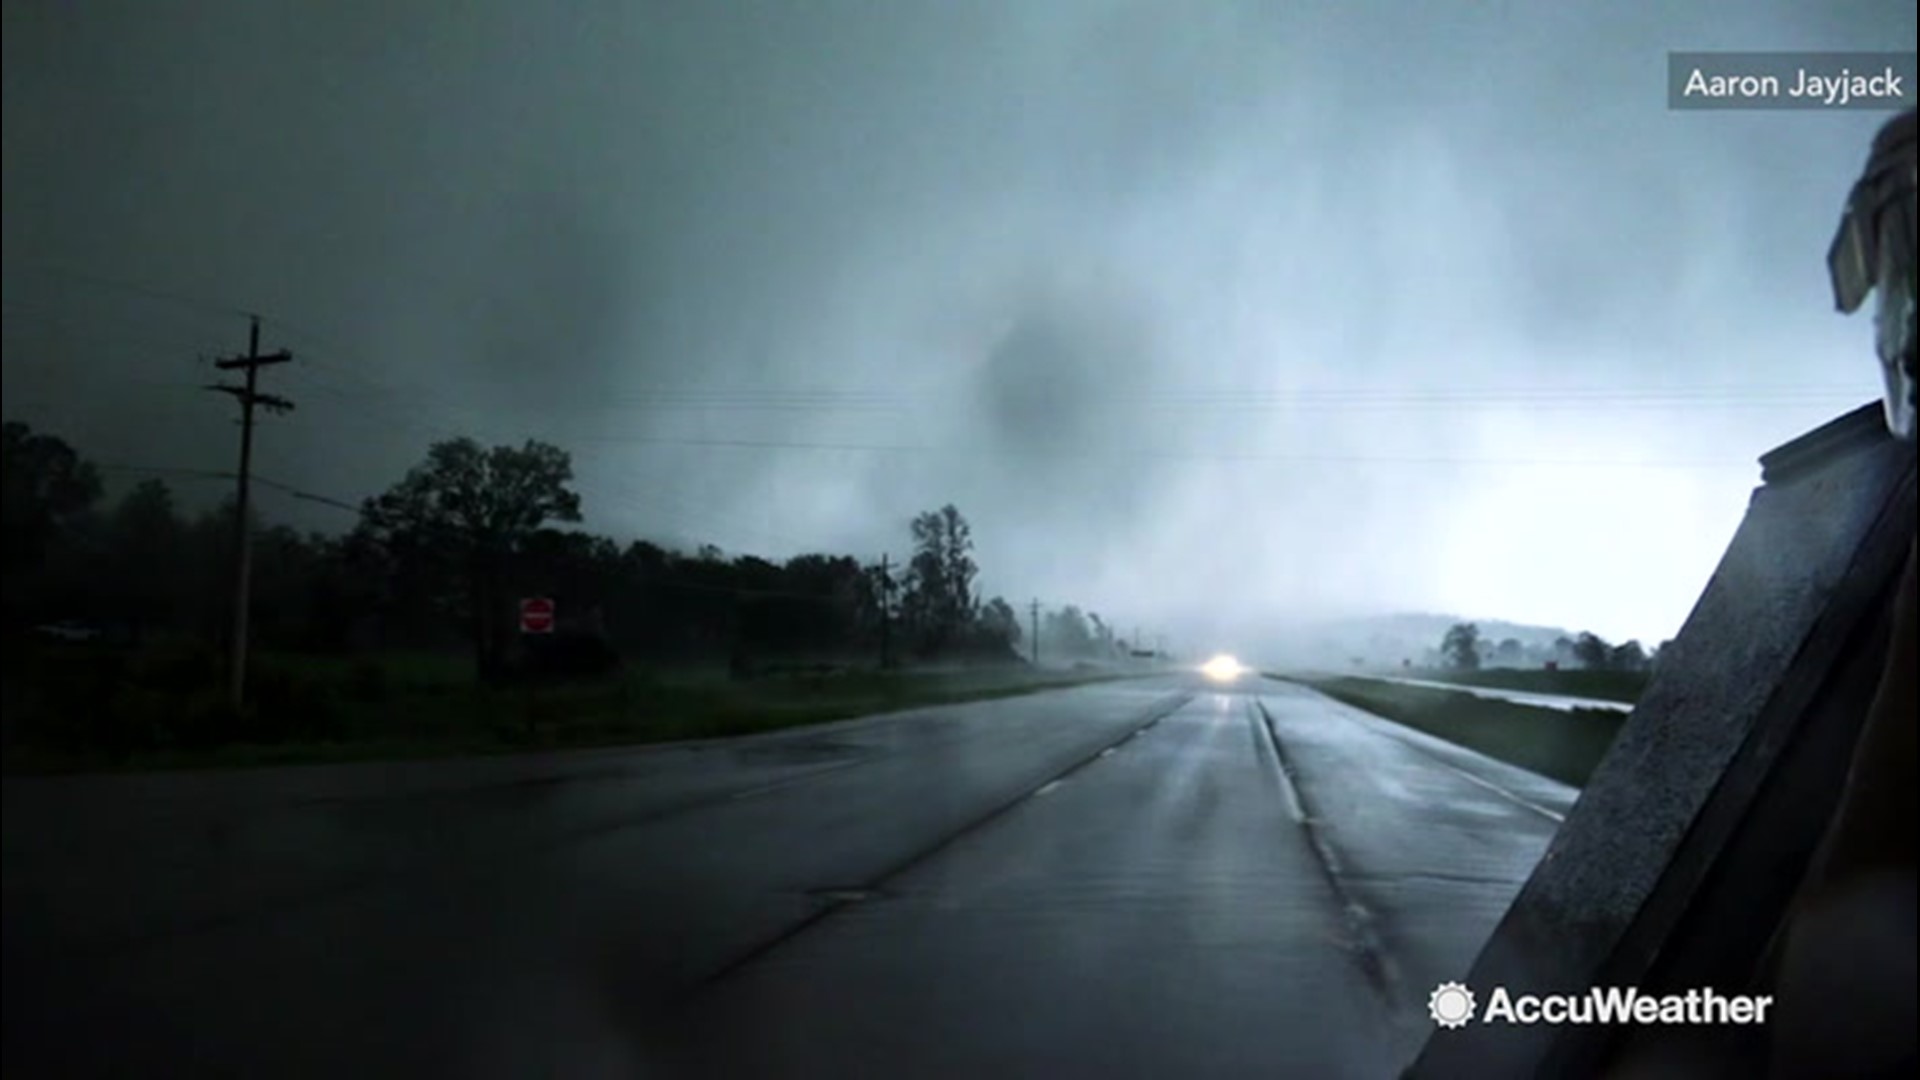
3, 1, 1913, 652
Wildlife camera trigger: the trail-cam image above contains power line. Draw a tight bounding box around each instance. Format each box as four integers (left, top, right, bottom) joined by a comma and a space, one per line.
6, 266, 1816, 551
97, 463, 232, 481
96, 463, 359, 513
268, 359, 839, 550
250, 475, 359, 513
162, 320, 1888, 412
246, 335, 1877, 413
272, 375, 832, 548
568, 434, 1761, 471
12, 262, 1869, 399
15, 266, 1864, 453
261, 361, 1874, 415
92, 467, 828, 573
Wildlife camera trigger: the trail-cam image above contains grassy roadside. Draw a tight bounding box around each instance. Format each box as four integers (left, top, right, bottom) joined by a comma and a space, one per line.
1397, 667, 1649, 704
1286, 674, 1628, 788
3, 644, 1143, 774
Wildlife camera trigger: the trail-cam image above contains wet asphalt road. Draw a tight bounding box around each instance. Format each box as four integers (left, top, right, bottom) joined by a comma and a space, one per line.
3, 675, 1576, 1079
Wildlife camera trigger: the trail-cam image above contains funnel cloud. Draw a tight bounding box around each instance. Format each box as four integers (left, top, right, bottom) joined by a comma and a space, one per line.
4, 0, 1913, 659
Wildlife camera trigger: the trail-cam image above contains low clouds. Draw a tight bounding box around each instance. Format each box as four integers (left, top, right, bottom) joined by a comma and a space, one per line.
4, 0, 1913, 651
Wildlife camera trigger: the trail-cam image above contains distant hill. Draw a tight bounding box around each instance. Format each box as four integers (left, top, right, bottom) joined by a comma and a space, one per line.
1260, 612, 1581, 671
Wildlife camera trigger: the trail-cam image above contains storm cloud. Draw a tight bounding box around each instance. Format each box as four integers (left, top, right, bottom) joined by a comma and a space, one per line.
4, 0, 1913, 655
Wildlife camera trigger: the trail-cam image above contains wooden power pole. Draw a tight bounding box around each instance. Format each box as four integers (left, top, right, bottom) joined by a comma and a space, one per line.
1030, 599, 1041, 668
877, 553, 894, 670
207, 316, 294, 710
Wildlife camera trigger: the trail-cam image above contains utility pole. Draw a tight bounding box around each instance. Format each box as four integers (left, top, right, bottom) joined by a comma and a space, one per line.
877, 553, 894, 670
1030, 599, 1041, 668
207, 316, 294, 711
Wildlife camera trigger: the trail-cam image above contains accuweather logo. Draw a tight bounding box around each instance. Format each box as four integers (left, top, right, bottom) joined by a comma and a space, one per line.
1428, 982, 1477, 1029
1427, 982, 1774, 1027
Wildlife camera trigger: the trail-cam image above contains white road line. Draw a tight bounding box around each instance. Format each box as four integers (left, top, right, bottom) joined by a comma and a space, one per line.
1307, 694, 1574, 823
1425, 757, 1567, 822
1251, 701, 1309, 824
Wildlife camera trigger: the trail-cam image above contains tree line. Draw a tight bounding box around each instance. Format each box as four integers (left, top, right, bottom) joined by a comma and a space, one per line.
2, 421, 1130, 681
1438, 621, 1665, 673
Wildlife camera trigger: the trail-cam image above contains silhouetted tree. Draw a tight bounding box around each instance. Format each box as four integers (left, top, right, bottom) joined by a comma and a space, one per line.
902, 504, 977, 654
1087, 611, 1117, 655
249, 524, 337, 651
1609, 639, 1649, 673
356, 438, 582, 680
98, 479, 183, 634
8, 419, 1116, 705
1573, 631, 1612, 671
2, 421, 101, 563
1493, 637, 1524, 666
979, 596, 1021, 648
1044, 605, 1096, 658
2, 421, 104, 623
1550, 635, 1578, 667
1650, 638, 1675, 670
1441, 622, 1482, 670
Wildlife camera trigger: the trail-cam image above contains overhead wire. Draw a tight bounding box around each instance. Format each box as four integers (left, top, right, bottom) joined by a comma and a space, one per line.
94, 462, 360, 514
7, 265, 1852, 552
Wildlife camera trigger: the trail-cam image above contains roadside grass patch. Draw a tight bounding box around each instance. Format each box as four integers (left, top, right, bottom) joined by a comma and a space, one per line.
1292, 675, 1628, 788
4, 641, 1138, 773
1400, 667, 1649, 704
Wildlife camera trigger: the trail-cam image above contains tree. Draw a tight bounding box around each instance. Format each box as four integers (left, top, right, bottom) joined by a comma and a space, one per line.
2, 421, 102, 556
856, 558, 898, 660
935, 505, 977, 620
249, 524, 335, 651
1044, 605, 1096, 658
979, 596, 1021, 648
1650, 638, 1675, 670
1609, 639, 1649, 673
1551, 635, 1578, 667
301, 532, 387, 652
2, 421, 104, 621
104, 479, 183, 633
1441, 622, 1482, 671
902, 504, 978, 654
356, 438, 582, 680
1493, 637, 1524, 667
1573, 631, 1612, 671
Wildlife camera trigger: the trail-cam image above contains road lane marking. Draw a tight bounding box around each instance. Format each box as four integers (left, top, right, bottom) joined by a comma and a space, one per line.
1419, 756, 1567, 823
1307, 697, 1571, 823
1253, 698, 1415, 1023
688, 690, 1195, 995
1250, 699, 1308, 824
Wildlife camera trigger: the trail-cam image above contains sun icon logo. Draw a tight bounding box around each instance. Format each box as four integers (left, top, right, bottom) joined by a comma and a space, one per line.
1428, 981, 1476, 1029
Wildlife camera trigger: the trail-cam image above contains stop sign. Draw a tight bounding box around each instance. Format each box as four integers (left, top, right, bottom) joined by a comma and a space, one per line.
519, 596, 556, 634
